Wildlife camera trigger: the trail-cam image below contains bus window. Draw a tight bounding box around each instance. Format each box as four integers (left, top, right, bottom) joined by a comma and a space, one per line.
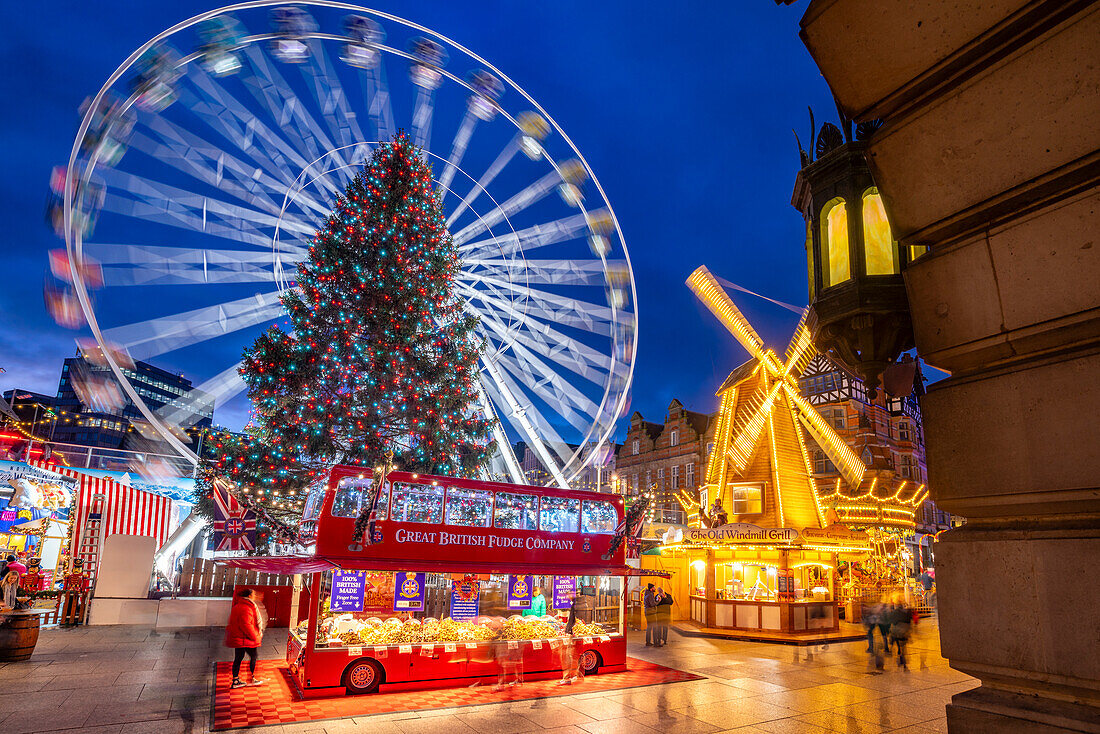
332, 476, 389, 519
494, 491, 538, 530
446, 486, 493, 527
581, 500, 617, 534
302, 477, 327, 522
540, 496, 580, 533
390, 482, 444, 523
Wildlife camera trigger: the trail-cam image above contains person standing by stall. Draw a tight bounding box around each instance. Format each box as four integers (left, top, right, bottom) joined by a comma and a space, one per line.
655, 586, 674, 647
224, 588, 267, 688
643, 583, 659, 646
522, 585, 547, 617
556, 592, 582, 685
5, 554, 27, 579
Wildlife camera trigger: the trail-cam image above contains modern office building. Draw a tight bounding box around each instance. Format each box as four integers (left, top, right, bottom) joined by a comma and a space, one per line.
50, 352, 214, 453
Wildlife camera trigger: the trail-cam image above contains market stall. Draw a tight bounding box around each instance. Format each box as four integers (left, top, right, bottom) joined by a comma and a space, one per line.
226, 466, 663, 697
651, 522, 870, 638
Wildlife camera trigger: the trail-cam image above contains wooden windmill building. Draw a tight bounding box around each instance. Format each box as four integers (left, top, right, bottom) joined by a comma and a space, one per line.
648, 267, 870, 641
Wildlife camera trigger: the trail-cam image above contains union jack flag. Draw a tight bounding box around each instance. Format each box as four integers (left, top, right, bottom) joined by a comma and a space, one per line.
211, 483, 257, 552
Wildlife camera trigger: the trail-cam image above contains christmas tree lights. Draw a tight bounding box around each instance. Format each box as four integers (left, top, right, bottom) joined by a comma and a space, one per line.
194, 133, 495, 551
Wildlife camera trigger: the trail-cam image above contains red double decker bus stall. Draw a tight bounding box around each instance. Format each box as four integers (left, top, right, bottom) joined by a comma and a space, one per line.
224, 465, 664, 697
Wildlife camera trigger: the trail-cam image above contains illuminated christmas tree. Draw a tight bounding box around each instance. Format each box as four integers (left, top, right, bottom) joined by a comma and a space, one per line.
195, 133, 495, 547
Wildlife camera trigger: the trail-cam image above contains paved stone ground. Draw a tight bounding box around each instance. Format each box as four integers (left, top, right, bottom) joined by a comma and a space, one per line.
0, 619, 974, 734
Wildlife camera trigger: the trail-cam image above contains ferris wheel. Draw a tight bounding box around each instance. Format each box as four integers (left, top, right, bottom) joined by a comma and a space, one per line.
51, 1, 637, 487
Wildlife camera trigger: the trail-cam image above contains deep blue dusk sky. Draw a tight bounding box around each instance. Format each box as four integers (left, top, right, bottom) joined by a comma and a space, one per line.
0, 1, 837, 435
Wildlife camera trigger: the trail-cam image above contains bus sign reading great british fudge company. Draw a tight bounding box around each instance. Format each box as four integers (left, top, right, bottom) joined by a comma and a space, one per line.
683, 524, 800, 545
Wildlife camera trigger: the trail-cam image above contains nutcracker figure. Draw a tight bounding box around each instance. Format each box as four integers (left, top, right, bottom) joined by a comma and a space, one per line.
61, 558, 90, 624
20, 556, 44, 594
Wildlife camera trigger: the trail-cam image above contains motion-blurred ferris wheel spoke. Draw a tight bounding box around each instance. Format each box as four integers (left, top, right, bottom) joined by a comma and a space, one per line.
302, 39, 366, 149
102, 290, 286, 360
464, 258, 612, 287
182, 70, 346, 208
446, 137, 519, 228
460, 288, 612, 383
100, 168, 315, 246
437, 108, 478, 198
240, 47, 347, 172
468, 299, 611, 389
458, 212, 591, 259
88, 244, 287, 286
450, 169, 564, 246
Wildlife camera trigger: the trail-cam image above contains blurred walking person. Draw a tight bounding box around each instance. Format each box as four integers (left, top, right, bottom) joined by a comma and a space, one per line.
557, 592, 581, 685
224, 588, 267, 688
863, 599, 880, 653
888, 601, 914, 671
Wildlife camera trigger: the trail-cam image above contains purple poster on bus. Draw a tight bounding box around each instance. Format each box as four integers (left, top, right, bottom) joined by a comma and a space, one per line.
393, 571, 426, 611
330, 570, 366, 612
508, 575, 533, 609
552, 576, 576, 609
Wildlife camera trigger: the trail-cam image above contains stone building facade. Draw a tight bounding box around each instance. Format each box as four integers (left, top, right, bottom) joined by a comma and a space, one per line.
797, 3, 1099, 729
615, 399, 716, 524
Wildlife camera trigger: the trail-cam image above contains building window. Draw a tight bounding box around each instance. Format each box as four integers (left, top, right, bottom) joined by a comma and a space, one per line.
813, 450, 835, 474
656, 468, 664, 487
730, 484, 763, 515
862, 188, 899, 275
686, 463, 695, 488
632, 439, 639, 455
829, 408, 846, 430
669, 430, 679, 447
706, 442, 714, 456
632, 474, 639, 492
899, 422, 911, 442
645, 470, 651, 490
670, 465, 679, 489
821, 197, 850, 287
900, 455, 914, 478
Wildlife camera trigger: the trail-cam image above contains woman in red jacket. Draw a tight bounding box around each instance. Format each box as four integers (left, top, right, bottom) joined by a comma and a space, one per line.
225, 588, 267, 688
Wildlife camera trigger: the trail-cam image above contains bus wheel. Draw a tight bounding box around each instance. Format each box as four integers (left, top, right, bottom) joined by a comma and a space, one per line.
579, 649, 601, 676
344, 659, 383, 694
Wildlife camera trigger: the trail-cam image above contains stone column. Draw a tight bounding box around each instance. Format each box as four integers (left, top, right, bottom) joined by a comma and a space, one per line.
798, 2, 1100, 730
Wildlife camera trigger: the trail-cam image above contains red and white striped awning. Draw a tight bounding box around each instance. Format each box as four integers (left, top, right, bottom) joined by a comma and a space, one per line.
26, 459, 175, 551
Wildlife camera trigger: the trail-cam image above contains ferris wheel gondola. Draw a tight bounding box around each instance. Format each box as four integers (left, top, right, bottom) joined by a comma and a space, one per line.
54, 1, 637, 488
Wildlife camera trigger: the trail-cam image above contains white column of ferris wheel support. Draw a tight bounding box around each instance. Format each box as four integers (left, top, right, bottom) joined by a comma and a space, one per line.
480, 353, 570, 488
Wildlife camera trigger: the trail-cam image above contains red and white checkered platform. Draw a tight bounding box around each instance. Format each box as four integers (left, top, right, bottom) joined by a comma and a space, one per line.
211, 657, 704, 730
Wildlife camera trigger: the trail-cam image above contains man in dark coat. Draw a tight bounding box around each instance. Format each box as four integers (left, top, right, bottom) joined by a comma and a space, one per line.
655, 587, 674, 646
643, 583, 659, 646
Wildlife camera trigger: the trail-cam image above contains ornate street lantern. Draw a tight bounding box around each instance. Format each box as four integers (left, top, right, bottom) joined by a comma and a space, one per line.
791, 117, 925, 397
